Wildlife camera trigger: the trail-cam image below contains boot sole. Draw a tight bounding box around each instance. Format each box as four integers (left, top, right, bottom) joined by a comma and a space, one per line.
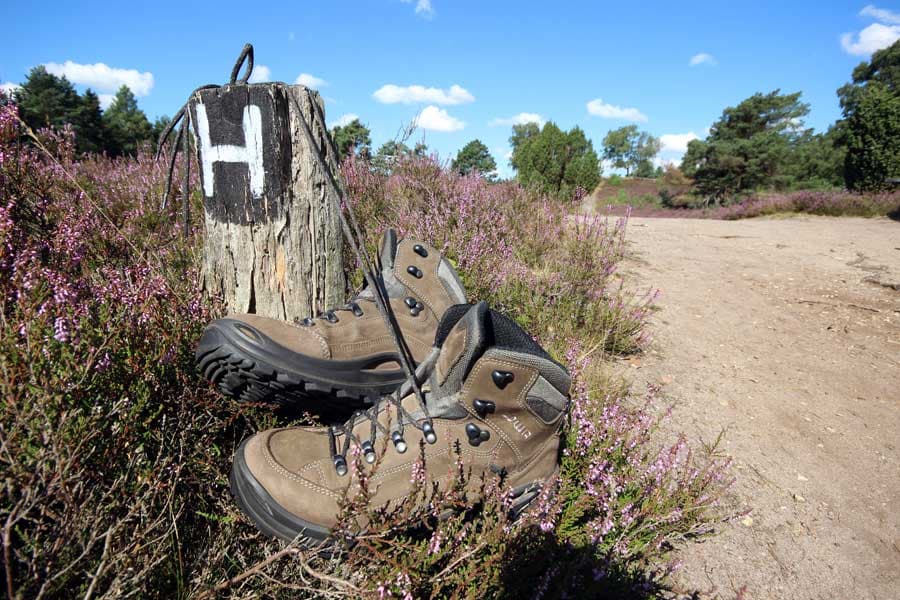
230, 439, 556, 544
195, 318, 407, 410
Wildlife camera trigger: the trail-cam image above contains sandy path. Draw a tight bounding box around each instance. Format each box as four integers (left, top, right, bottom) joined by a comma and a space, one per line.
621, 216, 900, 600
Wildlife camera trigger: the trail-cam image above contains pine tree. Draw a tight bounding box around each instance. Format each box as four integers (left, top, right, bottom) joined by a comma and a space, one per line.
103, 85, 152, 157
72, 89, 107, 154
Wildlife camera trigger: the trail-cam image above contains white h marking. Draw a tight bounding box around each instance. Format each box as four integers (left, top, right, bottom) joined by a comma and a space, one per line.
195, 103, 265, 199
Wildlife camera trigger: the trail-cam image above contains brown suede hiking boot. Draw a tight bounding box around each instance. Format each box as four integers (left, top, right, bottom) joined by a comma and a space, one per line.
229, 302, 571, 543
195, 230, 467, 409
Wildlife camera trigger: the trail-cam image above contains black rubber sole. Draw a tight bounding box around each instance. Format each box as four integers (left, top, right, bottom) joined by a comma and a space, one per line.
230, 439, 554, 544
195, 318, 407, 411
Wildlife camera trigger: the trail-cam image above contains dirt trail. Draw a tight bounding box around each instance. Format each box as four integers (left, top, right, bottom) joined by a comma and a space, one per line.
621, 216, 900, 600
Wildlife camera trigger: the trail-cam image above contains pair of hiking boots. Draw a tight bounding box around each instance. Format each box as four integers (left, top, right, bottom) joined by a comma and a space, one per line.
196, 231, 570, 544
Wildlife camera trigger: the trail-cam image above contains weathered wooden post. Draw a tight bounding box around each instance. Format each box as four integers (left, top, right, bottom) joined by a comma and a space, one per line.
187, 80, 345, 321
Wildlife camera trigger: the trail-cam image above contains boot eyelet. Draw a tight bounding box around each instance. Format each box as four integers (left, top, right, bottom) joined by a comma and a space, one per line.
324, 311, 339, 323
404, 297, 418, 308
333, 455, 348, 476
473, 399, 496, 418
491, 370, 515, 389
300, 317, 314, 326
423, 421, 437, 444
361, 441, 376, 464
407, 265, 423, 278
465, 423, 490, 447
350, 303, 364, 317
391, 431, 408, 453
413, 244, 429, 257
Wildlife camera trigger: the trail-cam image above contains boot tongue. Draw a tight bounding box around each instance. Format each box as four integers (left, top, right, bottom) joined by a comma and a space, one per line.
377, 228, 398, 271
430, 301, 490, 398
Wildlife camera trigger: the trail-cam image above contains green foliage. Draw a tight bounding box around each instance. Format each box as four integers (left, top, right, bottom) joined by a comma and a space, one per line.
602, 125, 661, 177
330, 117, 371, 161
681, 90, 813, 202
782, 127, 846, 189
510, 121, 601, 197
372, 139, 410, 175
452, 139, 497, 177
149, 114, 171, 147
11, 68, 159, 157
102, 85, 152, 157
71, 89, 107, 155
15, 66, 82, 132
837, 40, 900, 191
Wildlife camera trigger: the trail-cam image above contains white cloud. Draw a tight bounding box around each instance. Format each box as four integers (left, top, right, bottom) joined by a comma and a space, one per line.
401, 0, 434, 17
373, 83, 474, 105
489, 112, 545, 127
841, 23, 900, 55
414, 105, 464, 132
841, 5, 900, 55
689, 52, 717, 66
860, 4, 900, 25
248, 64, 271, 83
654, 131, 701, 169
329, 113, 359, 128
659, 132, 699, 155
43, 61, 154, 96
586, 98, 647, 122
295, 73, 327, 89
99, 94, 115, 110
1, 82, 19, 96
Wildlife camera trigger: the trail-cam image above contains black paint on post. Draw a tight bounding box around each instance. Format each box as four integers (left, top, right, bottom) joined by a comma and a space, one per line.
189, 85, 292, 225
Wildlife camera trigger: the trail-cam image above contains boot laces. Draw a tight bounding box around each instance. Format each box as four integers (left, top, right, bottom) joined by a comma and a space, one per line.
327, 350, 440, 475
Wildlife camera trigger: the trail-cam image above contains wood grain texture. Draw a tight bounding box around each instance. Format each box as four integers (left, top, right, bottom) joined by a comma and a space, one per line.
190, 83, 345, 321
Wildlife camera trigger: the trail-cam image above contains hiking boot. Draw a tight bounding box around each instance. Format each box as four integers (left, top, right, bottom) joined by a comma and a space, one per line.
195, 230, 467, 409
229, 301, 571, 543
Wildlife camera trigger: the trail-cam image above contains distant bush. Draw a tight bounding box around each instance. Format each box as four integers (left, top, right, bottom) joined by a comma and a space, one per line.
714, 190, 900, 219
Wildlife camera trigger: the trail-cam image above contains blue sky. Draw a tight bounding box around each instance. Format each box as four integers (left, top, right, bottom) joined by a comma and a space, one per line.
5, 1, 900, 176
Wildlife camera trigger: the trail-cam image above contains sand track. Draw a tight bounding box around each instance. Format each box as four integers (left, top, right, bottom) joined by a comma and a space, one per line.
622, 216, 900, 599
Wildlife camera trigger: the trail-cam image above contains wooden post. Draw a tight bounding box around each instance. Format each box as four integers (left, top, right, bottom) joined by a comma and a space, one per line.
188, 83, 345, 321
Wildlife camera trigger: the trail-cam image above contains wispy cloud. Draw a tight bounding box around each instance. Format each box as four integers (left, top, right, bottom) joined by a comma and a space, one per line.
373, 83, 474, 105
841, 5, 900, 55
99, 94, 115, 109
414, 105, 464, 132
689, 52, 717, 66
43, 61, 154, 96
1, 82, 19, 96
586, 98, 647, 122
329, 113, 360, 129
248, 64, 272, 83
295, 73, 327, 89
489, 112, 545, 127
401, 0, 434, 18
861, 4, 900, 24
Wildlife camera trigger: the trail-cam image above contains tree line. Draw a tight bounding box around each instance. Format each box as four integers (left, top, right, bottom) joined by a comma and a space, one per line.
6, 41, 898, 197
6, 66, 167, 157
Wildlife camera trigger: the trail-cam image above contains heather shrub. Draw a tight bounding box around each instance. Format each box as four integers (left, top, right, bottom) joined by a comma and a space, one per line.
714, 189, 900, 219
0, 98, 732, 599
344, 153, 652, 357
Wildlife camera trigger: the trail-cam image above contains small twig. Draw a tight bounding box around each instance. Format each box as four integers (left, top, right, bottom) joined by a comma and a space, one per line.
82, 528, 113, 600
299, 559, 359, 592
194, 544, 302, 599
429, 541, 487, 582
